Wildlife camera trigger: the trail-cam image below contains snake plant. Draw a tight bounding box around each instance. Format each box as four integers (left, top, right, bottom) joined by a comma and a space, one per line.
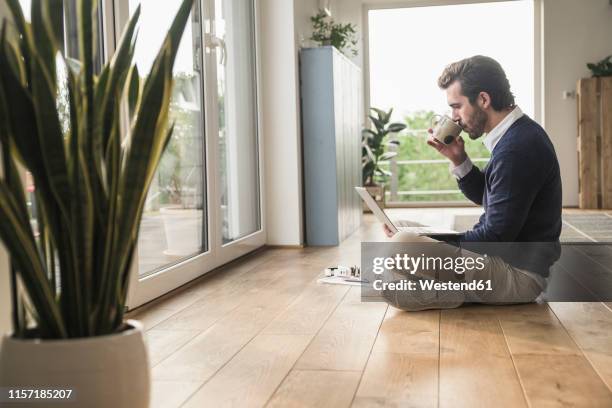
0, 0, 194, 339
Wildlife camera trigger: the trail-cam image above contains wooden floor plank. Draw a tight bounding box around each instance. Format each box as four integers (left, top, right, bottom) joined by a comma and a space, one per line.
557, 246, 612, 301
266, 370, 361, 408
262, 282, 349, 335
130, 249, 279, 317
353, 352, 438, 408
353, 307, 439, 407
150, 380, 202, 408
512, 354, 612, 407
151, 259, 322, 382
145, 329, 200, 367
153, 251, 313, 331
294, 287, 387, 371
130, 307, 178, 331
549, 302, 612, 391
152, 266, 279, 331
370, 307, 439, 354
439, 306, 527, 408
496, 303, 581, 356
181, 334, 312, 408
498, 303, 612, 406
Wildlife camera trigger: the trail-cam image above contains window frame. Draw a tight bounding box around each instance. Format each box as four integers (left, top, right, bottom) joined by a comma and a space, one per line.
362, 0, 543, 208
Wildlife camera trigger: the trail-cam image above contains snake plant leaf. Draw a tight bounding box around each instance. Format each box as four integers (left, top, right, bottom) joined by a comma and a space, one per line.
77, 0, 95, 84
5, 0, 28, 38
98, 0, 194, 332
42, 0, 65, 48
0, 147, 29, 230
31, 0, 59, 84
94, 64, 110, 107
66, 58, 81, 188
108, 51, 173, 303
98, 5, 140, 154
0, 23, 26, 84
0, 183, 66, 337
30, 54, 72, 223
71, 146, 95, 335
0, 123, 29, 232
127, 65, 140, 118
5, 0, 33, 75
0, 44, 48, 190
0, 36, 28, 226
162, 0, 194, 68
118, 0, 192, 232
0, 0, 195, 339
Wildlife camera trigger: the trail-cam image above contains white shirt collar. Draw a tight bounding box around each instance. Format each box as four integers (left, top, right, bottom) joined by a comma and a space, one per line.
482, 106, 524, 153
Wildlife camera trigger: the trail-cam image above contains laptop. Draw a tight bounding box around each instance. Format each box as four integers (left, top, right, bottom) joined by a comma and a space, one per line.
355, 187, 460, 237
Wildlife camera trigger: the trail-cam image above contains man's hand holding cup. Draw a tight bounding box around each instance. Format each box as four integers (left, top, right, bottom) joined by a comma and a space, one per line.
426, 115, 467, 166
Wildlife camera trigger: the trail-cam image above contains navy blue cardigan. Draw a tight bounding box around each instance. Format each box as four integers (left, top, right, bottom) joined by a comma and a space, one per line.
457, 115, 562, 275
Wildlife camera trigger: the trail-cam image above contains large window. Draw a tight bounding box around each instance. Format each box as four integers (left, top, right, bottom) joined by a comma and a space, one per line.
123, 0, 264, 306
13, 0, 264, 307
367, 0, 535, 204
214, 0, 261, 244
130, 0, 208, 276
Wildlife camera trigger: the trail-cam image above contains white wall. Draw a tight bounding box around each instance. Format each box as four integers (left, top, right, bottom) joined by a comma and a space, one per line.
0, 1, 12, 335
542, 0, 612, 207
333, 0, 612, 207
294, 0, 322, 48
258, 0, 320, 245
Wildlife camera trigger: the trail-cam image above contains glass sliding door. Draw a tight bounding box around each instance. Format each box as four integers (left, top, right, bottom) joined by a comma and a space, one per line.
211, 0, 261, 244
112, 0, 265, 308
17, 0, 264, 309
128, 0, 208, 276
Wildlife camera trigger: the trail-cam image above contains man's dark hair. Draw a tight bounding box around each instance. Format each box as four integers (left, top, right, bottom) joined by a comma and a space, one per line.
438, 55, 515, 111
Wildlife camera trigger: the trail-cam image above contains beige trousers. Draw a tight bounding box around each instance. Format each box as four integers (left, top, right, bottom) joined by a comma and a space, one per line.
385, 231, 546, 310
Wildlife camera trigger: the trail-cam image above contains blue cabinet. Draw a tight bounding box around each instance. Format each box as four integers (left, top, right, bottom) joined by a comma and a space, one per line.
300, 46, 363, 245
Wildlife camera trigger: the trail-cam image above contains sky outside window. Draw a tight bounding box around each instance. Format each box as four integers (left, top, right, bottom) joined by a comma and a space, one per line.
368, 0, 534, 122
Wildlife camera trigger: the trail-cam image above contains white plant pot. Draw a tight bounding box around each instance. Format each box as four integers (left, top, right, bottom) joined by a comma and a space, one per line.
0, 320, 149, 408
160, 207, 202, 256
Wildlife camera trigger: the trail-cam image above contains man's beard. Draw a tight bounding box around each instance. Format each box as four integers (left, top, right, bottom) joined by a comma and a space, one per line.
464, 106, 488, 140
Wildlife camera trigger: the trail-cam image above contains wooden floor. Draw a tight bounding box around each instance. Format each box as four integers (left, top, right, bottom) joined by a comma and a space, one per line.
131, 214, 612, 408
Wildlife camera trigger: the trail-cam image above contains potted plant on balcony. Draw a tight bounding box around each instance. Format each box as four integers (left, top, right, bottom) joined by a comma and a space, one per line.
0, 0, 193, 407
362, 107, 406, 209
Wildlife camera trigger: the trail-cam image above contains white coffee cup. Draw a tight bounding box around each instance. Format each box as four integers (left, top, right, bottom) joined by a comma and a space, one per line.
430, 114, 463, 145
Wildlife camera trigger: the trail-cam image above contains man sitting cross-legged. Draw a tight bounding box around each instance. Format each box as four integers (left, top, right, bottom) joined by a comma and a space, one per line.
380, 56, 562, 311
